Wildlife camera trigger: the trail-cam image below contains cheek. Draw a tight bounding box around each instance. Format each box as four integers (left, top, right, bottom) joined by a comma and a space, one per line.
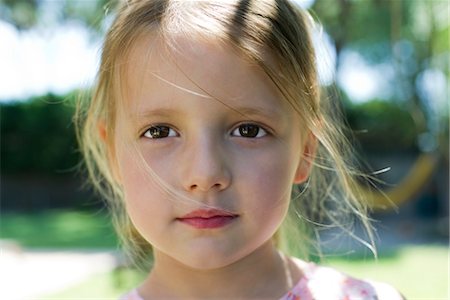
117, 148, 149, 201
234, 143, 297, 214
115, 147, 173, 236
116, 144, 171, 200
242, 141, 297, 188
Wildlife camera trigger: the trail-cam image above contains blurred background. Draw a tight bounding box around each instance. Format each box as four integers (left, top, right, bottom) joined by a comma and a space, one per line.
0, 0, 448, 299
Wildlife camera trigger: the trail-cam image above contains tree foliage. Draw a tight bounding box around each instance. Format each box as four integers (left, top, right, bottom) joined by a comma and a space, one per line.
346, 100, 417, 153
0, 0, 117, 32
1, 93, 79, 175
312, 0, 448, 156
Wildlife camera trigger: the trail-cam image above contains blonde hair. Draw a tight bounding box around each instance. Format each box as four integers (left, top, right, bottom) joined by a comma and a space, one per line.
76, 0, 375, 268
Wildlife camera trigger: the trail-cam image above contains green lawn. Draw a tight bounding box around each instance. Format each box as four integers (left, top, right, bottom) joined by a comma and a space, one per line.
325, 245, 449, 299
0, 209, 117, 248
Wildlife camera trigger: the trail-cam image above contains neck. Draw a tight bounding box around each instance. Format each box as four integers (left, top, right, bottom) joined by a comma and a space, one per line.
140, 241, 292, 299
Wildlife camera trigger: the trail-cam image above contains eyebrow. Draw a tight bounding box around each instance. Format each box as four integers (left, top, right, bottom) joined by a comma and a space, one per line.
132, 105, 283, 125
136, 106, 280, 118
232, 106, 283, 120
134, 108, 180, 120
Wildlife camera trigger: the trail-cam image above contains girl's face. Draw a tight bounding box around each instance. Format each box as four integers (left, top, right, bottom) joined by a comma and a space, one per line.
114, 34, 310, 270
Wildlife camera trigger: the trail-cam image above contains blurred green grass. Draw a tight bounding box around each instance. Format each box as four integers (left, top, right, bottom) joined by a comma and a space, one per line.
325, 246, 449, 299
0, 209, 117, 248
1, 210, 448, 299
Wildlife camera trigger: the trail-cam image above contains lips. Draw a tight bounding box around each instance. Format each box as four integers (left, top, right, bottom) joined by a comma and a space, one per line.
176, 209, 238, 229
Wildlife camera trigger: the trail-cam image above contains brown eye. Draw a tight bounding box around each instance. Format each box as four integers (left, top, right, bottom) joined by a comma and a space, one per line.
232, 123, 267, 138
143, 125, 176, 139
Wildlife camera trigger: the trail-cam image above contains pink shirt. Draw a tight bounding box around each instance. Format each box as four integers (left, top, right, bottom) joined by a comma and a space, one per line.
119, 262, 402, 300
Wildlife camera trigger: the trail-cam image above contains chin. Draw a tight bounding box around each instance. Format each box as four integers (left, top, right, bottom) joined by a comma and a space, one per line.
184, 254, 236, 271
174, 245, 247, 271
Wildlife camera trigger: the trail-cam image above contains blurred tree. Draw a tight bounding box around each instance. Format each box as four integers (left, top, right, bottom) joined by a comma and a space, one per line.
312, 0, 449, 156
0, 0, 38, 29
0, 0, 117, 32
346, 100, 417, 153
311, 0, 448, 210
1, 93, 79, 175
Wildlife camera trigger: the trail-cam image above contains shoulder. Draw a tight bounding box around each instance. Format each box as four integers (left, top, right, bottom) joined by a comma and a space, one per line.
289, 257, 404, 300
368, 280, 406, 300
118, 289, 143, 300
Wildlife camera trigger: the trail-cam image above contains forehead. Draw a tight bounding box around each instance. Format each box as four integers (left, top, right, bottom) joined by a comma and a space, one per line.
120, 32, 287, 116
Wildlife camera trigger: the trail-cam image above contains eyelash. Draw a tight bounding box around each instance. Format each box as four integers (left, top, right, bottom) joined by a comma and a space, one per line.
141, 125, 178, 139
141, 123, 269, 140
231, 123, 268, 138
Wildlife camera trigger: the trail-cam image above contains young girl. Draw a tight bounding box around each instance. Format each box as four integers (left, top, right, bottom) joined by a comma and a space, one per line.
77, 0, 404, 299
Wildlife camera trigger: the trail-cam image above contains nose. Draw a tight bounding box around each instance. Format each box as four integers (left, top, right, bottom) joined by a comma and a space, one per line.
180, 135, 231, 193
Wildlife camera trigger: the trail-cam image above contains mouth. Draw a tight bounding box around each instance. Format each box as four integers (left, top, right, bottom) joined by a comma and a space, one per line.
176, 209, 239, 229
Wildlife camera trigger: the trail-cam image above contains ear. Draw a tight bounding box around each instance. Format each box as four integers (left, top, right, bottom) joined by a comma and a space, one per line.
98, 121, 107, 141
98, 121, 123, 185
294, 132, 317, 184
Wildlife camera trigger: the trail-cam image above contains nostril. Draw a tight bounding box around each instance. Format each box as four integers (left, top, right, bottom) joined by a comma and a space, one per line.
189, 183, 222, 192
